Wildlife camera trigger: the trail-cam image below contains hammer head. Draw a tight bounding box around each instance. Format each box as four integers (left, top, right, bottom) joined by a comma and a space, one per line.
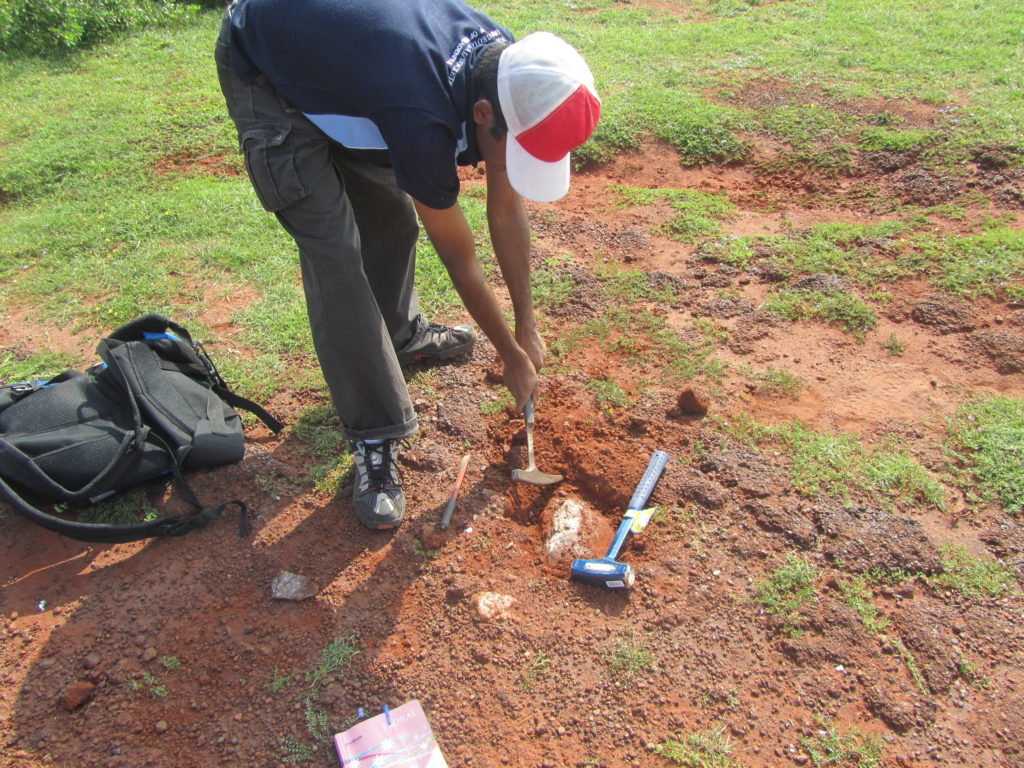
570, 556, 635, 589
511, 467, 564, 486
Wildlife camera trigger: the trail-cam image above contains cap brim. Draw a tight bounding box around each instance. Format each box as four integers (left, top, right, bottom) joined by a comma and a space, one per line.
506, 132, 570, 203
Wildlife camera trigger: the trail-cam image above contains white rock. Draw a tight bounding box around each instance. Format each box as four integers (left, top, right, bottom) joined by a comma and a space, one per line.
271, 571, 316, 601
545, 499, 586, 564
471, 592, 515, 622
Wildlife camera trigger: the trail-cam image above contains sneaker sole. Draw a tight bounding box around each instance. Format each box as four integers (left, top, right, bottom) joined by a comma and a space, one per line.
397, 339, 475, 366
355, 507, 404, 530
357, 516, 403, 530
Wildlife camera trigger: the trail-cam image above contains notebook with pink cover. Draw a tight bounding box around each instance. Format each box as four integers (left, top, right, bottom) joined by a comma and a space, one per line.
334, 700, 447, 767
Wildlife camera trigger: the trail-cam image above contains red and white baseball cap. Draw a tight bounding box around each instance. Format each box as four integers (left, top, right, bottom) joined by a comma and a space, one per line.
497, 31, 601, 203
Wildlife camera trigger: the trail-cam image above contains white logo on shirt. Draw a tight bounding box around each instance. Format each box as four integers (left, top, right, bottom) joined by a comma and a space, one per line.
446, 27, 507, 85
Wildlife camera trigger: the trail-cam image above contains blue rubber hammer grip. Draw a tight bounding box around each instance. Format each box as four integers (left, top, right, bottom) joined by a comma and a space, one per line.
628, 450, 670, 511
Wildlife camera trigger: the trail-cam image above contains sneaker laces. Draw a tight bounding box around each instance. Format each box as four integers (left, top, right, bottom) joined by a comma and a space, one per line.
417, 322, 453, 344
359, 439, 404, 492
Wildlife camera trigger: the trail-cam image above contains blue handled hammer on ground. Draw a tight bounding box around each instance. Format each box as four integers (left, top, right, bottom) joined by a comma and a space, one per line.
570, 450, 670, 589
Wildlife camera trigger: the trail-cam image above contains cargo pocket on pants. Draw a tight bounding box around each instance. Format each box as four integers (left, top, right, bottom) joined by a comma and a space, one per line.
240, 123, 310, 212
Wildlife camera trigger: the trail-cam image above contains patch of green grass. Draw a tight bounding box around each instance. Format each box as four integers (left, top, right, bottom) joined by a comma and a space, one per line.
553, 306, 727, 385
781, 221, 906, 282
655, 105, 750, 166
890, 635, 928, 694
75, 488, 160, 526
771, 421, 858, 496
740, 364, 805, 398
588, 377, 632, 413
652, 316, 729, 384
880, 333, 905, 356
573, 110, 643, 166
415, 194, 488, 322
213, 353, 291, 403
232, 282, 315, 360
412, 539, 442, 568
859, 126, 939, 153
594, 258, 657, 302
608, 638, 656, 681
481, 387, 515, 417
863, 448, 946, 508
291, 404, 353, 494
717, 416, 944, 507
759, 145, 857, 179
311, 459, 354, 497
763, 289, 878, 340
907, 228, 1024, 298
613, 186, 735, 242
865, 566, 922, 586
693, 316, 731, 346
706, 222, 907, 288
515, 650, 551, 692
268, 669, 293, 694
801, 716, 883, 768
759, 103, 851, 150
946, 396, 1024, 514
0, 350, 82, 384
0, 0, 198, 57
531, 254, 576, 310
707, 412, 773, 448
695, 236, 758, 270
789, 424, 941, 505
755, 553, 817, 634
838, 576, 890, 635
130, 670, 169, 698
279, 735, 317, 764
930, 544, 1016, 600
657, 725, 734, 768
956, 655, 990, 689
307, 635, 360, 689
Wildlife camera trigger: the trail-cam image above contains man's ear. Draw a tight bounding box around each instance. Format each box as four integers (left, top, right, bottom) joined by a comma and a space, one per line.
473, 99, 494, 127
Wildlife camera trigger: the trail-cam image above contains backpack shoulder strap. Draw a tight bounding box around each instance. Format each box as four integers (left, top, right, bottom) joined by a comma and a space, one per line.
214, 385, 285, 433
0, 474, 249, 543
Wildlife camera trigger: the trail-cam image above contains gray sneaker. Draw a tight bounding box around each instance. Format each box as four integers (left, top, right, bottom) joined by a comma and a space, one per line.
352, 439, 404, 530
396, 317, 476, 366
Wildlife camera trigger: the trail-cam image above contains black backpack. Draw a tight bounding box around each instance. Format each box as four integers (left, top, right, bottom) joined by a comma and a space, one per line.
0, 314, 283, 542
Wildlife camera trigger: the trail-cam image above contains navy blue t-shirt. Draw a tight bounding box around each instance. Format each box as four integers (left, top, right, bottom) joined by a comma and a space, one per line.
227, 0, 513, 209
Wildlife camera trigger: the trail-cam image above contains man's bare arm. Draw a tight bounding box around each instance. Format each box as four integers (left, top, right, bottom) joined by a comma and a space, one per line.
414, 199, 537, 410
484, 160, 546, 372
